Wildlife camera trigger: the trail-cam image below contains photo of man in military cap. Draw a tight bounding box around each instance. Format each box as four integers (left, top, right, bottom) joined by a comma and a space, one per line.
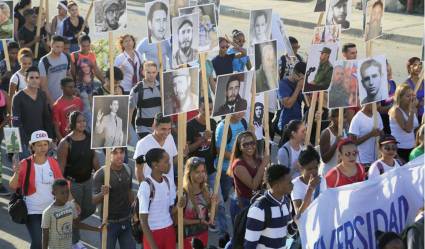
95, 0, 127, 32
0, 1, 13, 39
303, 43, 338, 92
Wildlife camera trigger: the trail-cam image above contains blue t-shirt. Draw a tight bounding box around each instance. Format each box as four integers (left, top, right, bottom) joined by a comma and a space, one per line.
214, 120, 246, 172
227, 48, 249, 72
278, 77, 302, 131
212, 54, 235, 76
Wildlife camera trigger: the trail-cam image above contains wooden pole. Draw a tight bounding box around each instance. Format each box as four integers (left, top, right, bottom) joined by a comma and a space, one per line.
157, 44, 164, 89
177, 113, 186, 249
249, 74, 256, 131
1, 40, 11, 71
45, 0, 49, 29
209, 115, 231, 221
200, 52, 211, 131
101, 31, 115, 249
34, 0, 45, 59
338, 108, 344, 136
315, 92, 324, 146
263, 93, 270, 156
78, 0, 94, 37
305, 92, 318, 145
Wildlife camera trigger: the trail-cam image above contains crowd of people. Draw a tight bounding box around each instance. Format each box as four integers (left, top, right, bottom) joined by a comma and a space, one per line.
0, 0, 424, 249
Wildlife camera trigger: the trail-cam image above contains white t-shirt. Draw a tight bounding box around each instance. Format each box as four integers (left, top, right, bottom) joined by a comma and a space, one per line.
10, 71, 27, 91
349, 111, 384, 164
137, 175, 174, 230
25, 161, 55, 214
291, 176, 327, 203
368, 159, 401, 179
114, 50, 143, 92
133, 134, 177, 197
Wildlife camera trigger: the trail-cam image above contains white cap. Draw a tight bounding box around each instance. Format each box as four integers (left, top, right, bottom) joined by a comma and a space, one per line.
29, 130, 52, 145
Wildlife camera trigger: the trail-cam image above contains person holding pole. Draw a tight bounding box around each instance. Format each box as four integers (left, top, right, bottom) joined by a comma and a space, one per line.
136, 38, 172, 71
17, 8, 49, 60
137, 148, 177, 249
349, 103, 384, 169
13, 0, 32, 38
50, 0, 68, 36
0, 41, 20, 92
319, 109, 346, 176
277, 61, 306, 135
92, 147, 136, 249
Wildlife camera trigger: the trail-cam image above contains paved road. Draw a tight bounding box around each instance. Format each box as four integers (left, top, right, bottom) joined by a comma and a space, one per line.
0, 0, 422, 248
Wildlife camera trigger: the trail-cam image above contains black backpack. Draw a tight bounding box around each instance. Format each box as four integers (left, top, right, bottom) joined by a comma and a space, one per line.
41, 53, 71, 73
211, 118, 247, 156
231, 193, 272, 249
130, 176, 170, 244
8, 159, 31, 224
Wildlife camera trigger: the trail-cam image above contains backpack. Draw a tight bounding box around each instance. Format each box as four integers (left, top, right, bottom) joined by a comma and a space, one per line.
8, 159, 31, 224
130, 176, 170, 244
211, 118, 248, 156
41, 53, 71, 73
376, 159, 403, 175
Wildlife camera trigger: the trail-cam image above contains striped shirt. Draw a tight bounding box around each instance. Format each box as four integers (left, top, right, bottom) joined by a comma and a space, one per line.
129, 80, 162, 134
244, 191, 292, 249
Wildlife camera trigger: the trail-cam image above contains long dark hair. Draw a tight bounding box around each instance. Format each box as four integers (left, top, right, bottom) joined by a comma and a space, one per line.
137, 148, 167, 168
14, 0, 31, 12
68, 111, 85, 131
278, 120, 303, 147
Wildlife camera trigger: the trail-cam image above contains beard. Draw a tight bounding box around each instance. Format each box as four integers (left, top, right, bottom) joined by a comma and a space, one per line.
179, 40, 192, 54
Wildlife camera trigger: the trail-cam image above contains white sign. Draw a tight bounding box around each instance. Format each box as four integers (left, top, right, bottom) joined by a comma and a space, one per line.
298, 156, 424, 249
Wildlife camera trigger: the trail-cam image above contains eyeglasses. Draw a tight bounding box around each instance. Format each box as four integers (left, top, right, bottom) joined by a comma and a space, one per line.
241, 141, 256, 148
344, 150, 358, 157
382, 144, 397, 151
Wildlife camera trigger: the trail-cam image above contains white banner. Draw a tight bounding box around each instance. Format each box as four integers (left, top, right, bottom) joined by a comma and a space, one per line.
298, 156, 425, 249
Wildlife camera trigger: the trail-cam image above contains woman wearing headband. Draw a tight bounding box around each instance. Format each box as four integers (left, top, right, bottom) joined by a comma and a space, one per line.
51, 0, 68, 36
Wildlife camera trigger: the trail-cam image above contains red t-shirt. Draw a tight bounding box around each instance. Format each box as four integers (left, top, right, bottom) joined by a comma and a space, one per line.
232, 158, 260, 199
52, 96, 83, 136
325, 164, 366, 188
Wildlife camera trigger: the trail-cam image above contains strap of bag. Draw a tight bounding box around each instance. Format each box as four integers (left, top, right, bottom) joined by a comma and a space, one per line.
377, 161, 385, 175
23, 158, 31, 196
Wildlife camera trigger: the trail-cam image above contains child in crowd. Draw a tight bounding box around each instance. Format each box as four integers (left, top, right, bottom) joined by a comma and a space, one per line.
41, 179, 102, 249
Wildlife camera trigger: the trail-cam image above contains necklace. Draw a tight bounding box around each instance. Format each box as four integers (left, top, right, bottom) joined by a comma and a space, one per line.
112, 169, 123, 182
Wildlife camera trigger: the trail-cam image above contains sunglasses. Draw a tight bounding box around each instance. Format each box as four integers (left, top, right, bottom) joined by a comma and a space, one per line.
382, 144, 397, 151
241, 141, 256, 148
190, 157, 205, 167
220, 45, 229, 49
344, 150, 358, 157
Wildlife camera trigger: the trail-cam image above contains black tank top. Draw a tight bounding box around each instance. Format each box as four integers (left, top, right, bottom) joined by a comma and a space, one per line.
64, 133, 94, 182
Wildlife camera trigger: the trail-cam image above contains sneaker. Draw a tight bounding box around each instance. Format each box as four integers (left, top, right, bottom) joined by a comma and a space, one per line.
72, 241, 87, 249
208, 224, 218, 233
0, 184, 10, 196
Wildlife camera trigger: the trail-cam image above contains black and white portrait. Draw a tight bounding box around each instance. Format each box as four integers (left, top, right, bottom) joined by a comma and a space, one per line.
312, 24, 341, 44
327, 60, 358, 109
172, 13, 199, 68
303, 43, 338, 93
179, 3, 218, 52
0, 0, 13, 39
162, 67, 199, 116
358, 55, 388, 105
146, 0, 171, 44
91, 96, 129, 149
189, 0, 220, 24
314, 0, 327, 12
212, 70, 254, 117
271, 12, 294, 57
94, 0, 127, 33
249, 9, 272, 45
255, 40, 278, 93
325, 0, 351, 30
364, 0, 384, 41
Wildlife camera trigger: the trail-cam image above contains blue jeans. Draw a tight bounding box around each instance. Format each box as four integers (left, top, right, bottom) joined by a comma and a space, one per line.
230, 194, 250, 225
103, 219, 136, 249
25, 214, 42, 249
208, 172, 230, 236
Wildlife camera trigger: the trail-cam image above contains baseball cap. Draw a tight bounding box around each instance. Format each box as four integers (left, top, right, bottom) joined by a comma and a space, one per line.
29, 130, 52, 145
379, 134, 399, 145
